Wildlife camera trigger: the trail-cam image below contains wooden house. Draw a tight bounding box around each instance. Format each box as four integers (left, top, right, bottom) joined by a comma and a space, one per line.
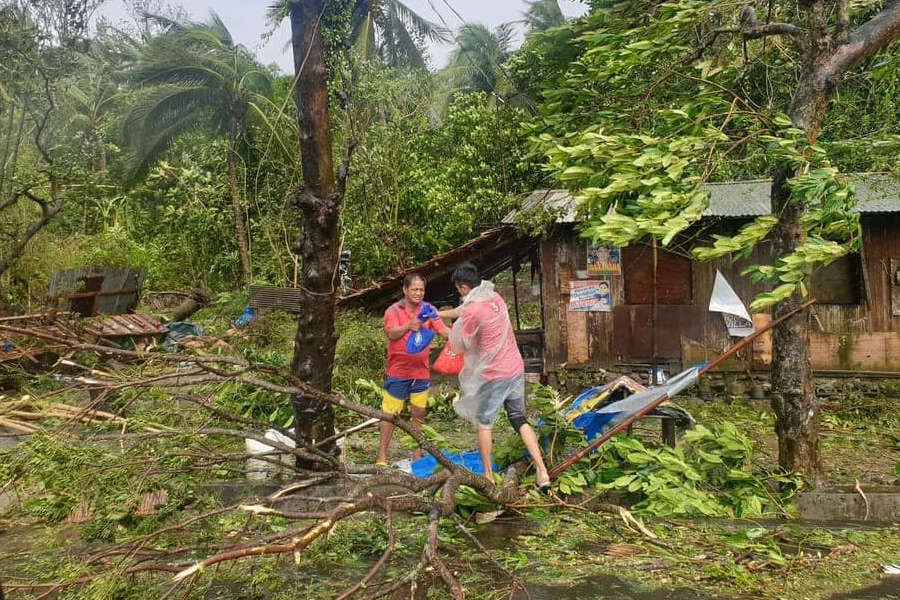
507, 173, 900, 376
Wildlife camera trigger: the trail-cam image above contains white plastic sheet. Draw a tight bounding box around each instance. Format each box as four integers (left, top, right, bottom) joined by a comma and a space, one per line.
449, 280, 519, 426
709, 270, 754, 337
245, 429, 295, 480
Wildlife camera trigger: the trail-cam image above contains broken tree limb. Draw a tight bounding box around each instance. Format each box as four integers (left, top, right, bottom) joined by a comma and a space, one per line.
169, 288, 213, 322
548, 299, 816, 480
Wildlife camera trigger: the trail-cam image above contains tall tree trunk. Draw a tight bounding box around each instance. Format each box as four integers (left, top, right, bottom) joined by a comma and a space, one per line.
288, 0, 343, 459
768, 166, 822, 481
5, 109, 26, 198
767, 0, 834, 484
0, 106, 15, 194
764, 0, 900, 482
227, 118, 252, 284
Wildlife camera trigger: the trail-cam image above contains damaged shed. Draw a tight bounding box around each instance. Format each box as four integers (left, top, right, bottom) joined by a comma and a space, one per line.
508, 173, 900, 376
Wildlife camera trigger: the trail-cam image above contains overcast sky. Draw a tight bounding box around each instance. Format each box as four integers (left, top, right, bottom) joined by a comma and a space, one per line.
97, 0, 588, 72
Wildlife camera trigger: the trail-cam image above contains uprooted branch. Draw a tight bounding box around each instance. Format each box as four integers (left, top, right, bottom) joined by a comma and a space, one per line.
0, 323, 544, 598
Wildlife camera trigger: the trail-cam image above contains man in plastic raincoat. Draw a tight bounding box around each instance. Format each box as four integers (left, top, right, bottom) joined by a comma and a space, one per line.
440, 262, 551, 490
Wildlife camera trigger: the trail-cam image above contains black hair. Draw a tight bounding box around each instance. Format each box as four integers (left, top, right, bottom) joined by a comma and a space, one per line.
451, 262, 480, 288
402, 273, 425, 288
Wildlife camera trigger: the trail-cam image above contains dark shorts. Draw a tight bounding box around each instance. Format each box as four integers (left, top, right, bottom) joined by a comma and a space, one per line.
476, 373, 527, 429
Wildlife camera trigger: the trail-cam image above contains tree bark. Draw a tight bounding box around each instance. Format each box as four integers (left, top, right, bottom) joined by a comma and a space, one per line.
767, 0, 900, 483
5, 109, 26, 199
0, 185, 64, 278
0, 105, 14, 194
768, 166, 822, 481
170, 288, 213, 322
288, 0, 342, 460
227, 117, 252, 284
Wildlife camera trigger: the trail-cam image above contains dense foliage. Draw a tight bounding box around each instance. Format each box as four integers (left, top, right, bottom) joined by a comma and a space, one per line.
0, 0, 542, 310
523, 0, 899, 308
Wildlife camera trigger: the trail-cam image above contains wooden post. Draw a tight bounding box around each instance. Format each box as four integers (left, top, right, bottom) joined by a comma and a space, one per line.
651, 238, 658, 384
511, 256, 521, 330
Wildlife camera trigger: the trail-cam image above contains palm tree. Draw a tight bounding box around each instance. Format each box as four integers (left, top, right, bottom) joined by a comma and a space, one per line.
122, 11, 274, 283
521, 0, 565, 33
64, 52, 118, 173
268, 0, 449, 68
443, 23, 515, 96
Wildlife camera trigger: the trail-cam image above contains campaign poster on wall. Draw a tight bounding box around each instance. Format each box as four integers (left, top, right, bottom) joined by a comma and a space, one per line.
587, 243, 621, 276
569, 280, 612, 312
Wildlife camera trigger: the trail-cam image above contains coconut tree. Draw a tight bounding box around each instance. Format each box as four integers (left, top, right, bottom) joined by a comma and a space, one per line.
522, 0, 565, 33
269, 0, 449, 68
122, 11, 274, 283
443, 23, 515, 96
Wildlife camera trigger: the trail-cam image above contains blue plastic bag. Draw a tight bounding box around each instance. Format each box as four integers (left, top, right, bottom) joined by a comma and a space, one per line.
411, 450, 498, 477
417, 302, 438, 321
234, 306, 256, 327
405, 302, 439, 354
406, 327, 435, 354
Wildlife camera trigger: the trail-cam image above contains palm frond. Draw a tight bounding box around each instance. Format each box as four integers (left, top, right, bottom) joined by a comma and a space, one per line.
494, 22, 516, 58
382, 4, 427, 68
446, 24, 504, 94
521, 0, 565, 33
122, 85, 212, 179
205, 10, 233, 47
266, 0, 290, 26
140, 11, 186, 34
390, 0, 451, 43
352, 12, 377, 62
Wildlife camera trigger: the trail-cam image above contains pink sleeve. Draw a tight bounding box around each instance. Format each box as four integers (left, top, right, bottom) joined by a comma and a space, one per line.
461, 307, 479, 338
384, 306, 400, 332
429, 317, 450, 336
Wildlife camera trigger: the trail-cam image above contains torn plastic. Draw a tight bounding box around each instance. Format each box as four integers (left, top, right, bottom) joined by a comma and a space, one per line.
245, 429, 296, 480
709, 270, 754, 337
449, 280, 519, 426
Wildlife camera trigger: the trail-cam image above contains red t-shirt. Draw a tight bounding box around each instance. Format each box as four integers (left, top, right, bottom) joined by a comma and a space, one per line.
384, 301, 449, 380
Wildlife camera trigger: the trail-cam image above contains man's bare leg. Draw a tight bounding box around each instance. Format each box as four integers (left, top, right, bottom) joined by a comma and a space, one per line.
377, 420, 394, 465
477, 426, 494, 481
518, 423, 550, 486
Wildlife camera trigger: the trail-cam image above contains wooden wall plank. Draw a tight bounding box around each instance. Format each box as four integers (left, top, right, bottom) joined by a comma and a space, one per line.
567, 310, 589, 364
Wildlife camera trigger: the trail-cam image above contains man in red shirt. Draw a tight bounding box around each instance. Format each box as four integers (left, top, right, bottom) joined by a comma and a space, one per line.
377, 273, 449, 466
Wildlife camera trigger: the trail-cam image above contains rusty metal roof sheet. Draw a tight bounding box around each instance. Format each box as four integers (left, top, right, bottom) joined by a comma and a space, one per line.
505, 173, 900, 222
338, 226, 534, 312
90, 313, 167, 338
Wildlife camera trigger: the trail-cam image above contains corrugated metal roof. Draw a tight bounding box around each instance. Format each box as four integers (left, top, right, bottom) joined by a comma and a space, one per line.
505, 173, 900, 223
337, 226, 533, 312
501, 189, 580, 224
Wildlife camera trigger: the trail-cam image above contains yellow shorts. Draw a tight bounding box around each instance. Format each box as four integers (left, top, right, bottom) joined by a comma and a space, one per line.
382, 377, 429, 414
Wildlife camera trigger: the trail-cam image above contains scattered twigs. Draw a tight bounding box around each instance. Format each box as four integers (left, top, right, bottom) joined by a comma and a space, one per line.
3, 564, 185, 597
334, 506, 396, 600
0, 319, 548, 600
316, 417, 380, 448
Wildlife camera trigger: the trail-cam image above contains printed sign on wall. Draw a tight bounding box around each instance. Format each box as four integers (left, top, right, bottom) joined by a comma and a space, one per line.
569, 280, 612, 312
587, 243, 622, 276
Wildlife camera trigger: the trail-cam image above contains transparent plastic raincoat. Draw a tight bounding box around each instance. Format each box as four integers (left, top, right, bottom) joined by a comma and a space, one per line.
449, 280, 523, 425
